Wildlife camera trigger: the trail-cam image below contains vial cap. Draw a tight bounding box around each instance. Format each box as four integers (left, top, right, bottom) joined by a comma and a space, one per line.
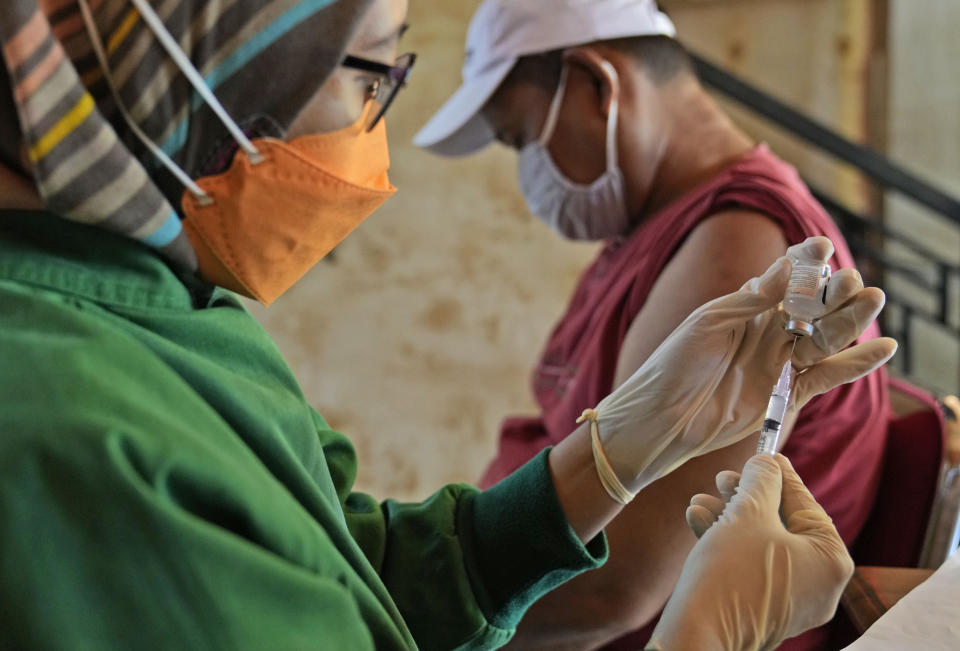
785, 318, 815, 337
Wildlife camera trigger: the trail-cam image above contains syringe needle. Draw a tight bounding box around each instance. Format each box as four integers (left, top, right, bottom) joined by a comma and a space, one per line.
789, 334, 798, 361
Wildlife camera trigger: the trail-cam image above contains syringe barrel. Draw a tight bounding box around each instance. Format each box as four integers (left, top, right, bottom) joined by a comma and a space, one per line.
757, 396, 786, 456
756, 421, 782, 456
765, 394, 788, 424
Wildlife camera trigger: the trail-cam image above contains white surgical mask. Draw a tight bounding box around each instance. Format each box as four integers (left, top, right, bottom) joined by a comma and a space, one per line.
517, 62, 630, 241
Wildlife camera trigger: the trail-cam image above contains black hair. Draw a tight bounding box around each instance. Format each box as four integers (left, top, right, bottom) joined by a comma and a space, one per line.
508, 35, 693, 92
606, 35, 694, 84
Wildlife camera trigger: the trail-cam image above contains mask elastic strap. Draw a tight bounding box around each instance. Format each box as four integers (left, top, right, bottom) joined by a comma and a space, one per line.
78, 0, 211, 203
127, 0, 262, 167
598, 61, 620, 172
538, 66, 569, 146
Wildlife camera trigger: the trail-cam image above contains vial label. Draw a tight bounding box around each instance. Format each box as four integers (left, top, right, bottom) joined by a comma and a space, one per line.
787, 265, 820, 298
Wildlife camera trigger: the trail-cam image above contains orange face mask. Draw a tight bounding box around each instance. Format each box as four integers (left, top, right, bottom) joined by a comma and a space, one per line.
181, 105, 396, 305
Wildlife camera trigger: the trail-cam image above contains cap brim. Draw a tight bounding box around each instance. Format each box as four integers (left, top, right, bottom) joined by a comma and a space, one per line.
413, 58, 516, 157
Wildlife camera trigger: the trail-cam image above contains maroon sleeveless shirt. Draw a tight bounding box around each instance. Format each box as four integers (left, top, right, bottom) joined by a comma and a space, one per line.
481, 145, 889, 650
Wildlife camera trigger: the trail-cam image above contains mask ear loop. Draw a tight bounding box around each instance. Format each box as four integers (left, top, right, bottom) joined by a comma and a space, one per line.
78, 0, 212, 204
598, 61, 621, 173
538, 66, 569, 146
127, 0, 263, 165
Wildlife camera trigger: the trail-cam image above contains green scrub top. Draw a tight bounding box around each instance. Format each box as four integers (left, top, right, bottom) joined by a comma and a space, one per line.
0, 211, 606, 650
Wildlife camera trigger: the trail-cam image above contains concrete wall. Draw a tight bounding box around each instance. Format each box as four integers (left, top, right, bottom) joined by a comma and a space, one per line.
250, 0, 960, 500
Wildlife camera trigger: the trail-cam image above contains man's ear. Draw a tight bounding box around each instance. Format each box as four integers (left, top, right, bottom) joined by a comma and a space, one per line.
563, 47, 621, 119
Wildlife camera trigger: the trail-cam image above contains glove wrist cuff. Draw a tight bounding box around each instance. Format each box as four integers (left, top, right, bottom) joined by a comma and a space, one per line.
578, 408, 635, 505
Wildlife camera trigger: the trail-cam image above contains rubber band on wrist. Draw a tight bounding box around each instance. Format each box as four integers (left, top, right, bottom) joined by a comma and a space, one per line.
577, 408, 635, 505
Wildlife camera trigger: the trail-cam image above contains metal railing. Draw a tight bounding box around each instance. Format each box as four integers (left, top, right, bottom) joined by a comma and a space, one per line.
691, 53, 960, 395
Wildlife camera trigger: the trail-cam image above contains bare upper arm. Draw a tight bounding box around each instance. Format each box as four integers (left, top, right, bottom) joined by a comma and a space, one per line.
613, 209, 789, 386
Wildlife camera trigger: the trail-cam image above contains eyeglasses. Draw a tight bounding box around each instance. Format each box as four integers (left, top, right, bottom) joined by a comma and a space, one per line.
341, 52, 417, 131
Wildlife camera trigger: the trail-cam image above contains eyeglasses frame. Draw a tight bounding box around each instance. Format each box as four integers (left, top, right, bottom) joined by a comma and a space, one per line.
341, 52, 417, 131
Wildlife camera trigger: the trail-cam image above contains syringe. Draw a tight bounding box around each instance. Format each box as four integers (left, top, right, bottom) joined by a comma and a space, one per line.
756, 352, 794, 456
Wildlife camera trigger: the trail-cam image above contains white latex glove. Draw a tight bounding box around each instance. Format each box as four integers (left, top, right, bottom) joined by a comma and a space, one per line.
647, 454, 854, 651
579, 236, 896, 502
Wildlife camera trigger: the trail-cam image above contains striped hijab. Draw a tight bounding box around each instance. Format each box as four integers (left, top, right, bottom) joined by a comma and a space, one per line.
0, 0, 370, 271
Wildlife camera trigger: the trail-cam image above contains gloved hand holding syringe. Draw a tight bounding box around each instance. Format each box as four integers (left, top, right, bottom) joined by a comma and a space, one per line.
757, 239, 835, 456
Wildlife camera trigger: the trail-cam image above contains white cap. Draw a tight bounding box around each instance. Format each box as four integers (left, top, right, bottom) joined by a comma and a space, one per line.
414, 0, 676, 157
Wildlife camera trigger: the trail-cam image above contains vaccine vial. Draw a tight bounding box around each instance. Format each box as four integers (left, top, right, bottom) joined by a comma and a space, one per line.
783, 254, 831, 336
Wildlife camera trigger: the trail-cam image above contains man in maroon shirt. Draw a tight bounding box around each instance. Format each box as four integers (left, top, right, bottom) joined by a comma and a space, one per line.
416, 1, 889, 649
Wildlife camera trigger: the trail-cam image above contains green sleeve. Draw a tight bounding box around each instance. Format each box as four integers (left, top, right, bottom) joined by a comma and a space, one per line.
319, 416, 608, 650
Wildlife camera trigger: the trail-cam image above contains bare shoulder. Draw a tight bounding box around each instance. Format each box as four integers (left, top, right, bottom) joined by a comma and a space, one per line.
613, 209, 788, 385
652, 208, 790, 311
644, 207, 790, 320
673, 208, 789, 280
